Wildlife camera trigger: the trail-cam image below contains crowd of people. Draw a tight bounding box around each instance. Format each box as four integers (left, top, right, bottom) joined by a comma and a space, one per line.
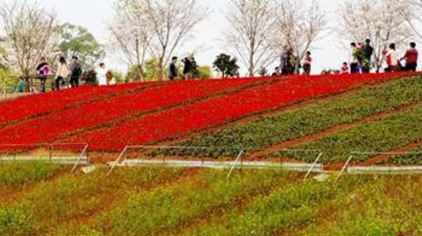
265, 40, 418, 77
32, 56, 114, 93
16, 39, 419, 93
168, 54, 198, 81
344, 39, 419, 75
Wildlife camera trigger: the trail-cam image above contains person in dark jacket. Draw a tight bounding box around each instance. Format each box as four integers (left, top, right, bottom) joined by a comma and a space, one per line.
169, 56, 178, 81
361, 39, 374, 73
182, 54, 195, 80
69, 56, 82, 88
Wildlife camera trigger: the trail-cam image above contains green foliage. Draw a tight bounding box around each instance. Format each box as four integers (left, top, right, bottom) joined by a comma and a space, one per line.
95, 170, 294, 235
0, 163, 62, 190
0, 201, 39, 235
81, 69, 97, 85
276, 104, 422, 163
194, 65, 212, 79
213, 53, 240, 78
157, 76, 422, 158
58, 23, 105, 70
0, 167, 183, 235
382, 146, 422, 165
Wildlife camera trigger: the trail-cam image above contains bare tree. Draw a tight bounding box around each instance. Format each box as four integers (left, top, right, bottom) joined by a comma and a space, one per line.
225, 0, 278, 77
0, 0, 57, 87
404, 0, 422, 39
111, 0, 207, 80
271, 0, 326, 70
339, 0, 414, 70
108, 0, 151, 81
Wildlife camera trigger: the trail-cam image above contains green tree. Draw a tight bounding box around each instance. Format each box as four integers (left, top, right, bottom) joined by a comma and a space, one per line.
58, 23, 105, 70
194, 65, 212, 79
213, 53, 239, 78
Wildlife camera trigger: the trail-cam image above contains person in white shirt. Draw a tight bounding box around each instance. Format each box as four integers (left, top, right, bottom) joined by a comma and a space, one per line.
55, 56, 70, 90
97, 63, 108, 86
382, 43, 400, 72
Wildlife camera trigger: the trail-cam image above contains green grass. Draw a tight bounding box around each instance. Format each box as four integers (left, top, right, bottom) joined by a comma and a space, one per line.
298, 176, 422, 236
0, 167, 184, 235
1, 166, 422, 235
152, 75, 422, 158
0, 163, 63, 190
93, 169, 298, 235
272, 104, 422, 163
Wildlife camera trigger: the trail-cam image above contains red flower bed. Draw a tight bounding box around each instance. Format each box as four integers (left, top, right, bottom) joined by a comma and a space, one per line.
66, 72, 415, 151
0, 78, 261, 148
0, 82, 152, 126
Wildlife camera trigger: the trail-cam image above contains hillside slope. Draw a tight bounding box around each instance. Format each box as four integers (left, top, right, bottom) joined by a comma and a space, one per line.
0, 72, 418, 156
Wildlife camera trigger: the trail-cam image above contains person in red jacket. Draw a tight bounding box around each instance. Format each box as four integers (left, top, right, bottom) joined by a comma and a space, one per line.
401, 42, 418, 72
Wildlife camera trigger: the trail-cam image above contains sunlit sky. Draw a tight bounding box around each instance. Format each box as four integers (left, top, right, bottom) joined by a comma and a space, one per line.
4, 0, 422, 74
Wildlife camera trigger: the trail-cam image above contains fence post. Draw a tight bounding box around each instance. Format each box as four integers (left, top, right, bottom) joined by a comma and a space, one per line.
108, 146, 129, 176
335, 155, 353, 182
227, 150, 244, 180
303, 152, 323, 181
71, 144, 89, 173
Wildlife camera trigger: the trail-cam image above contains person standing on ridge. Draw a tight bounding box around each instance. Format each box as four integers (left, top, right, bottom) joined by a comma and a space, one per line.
169, 56, 178, 81
69, 56, 83, 88
383, 43, 400, 72
302, 51, 312, 75
97, 63, 108, 86
182, 54, 195, 80
362, 39, 374, 73
55, 56, 70, 90
36, 57, 51, 92
401, 42, 418, 72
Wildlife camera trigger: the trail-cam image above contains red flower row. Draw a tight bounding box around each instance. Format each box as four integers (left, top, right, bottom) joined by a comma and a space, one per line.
0, 82, 149, 126
0, 78, 261, 148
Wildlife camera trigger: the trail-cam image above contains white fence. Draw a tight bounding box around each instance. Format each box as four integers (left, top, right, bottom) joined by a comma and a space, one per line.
0, 143, 90, 173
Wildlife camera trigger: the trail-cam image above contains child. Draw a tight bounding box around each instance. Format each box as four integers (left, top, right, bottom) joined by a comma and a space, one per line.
340, 62, 349, 75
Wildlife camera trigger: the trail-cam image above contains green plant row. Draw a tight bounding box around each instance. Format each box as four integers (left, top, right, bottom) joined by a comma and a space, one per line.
153, 76, 422, 158
380, 146, 422, 165
90, 170, 297, 236
300, 176, 422, 236
272, 104, 422, 163
0, 167, 183, 235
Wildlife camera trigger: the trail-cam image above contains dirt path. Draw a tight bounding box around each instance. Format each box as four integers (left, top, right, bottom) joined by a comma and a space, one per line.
247, 101, 421, 161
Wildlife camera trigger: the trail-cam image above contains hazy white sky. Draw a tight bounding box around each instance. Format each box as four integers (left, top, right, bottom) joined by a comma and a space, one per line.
7, 0, 422, 74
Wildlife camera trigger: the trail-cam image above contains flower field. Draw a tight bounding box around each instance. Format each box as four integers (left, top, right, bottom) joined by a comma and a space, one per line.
1, 72, 422, 235
0, 72, 420, 160
66, 72, 412, 151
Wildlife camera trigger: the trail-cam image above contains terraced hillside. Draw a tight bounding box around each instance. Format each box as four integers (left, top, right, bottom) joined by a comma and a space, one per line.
0, 73, 420, 161
0, 73, 421, 235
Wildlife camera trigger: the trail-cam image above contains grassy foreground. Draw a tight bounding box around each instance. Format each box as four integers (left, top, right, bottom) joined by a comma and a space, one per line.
0, 164, 421, 235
